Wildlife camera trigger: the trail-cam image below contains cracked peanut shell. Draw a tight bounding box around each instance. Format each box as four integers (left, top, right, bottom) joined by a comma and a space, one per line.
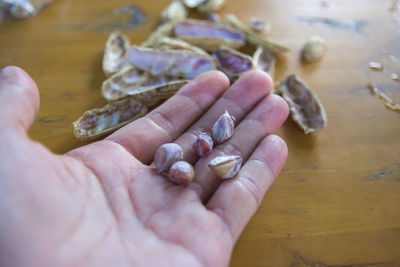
103, 31, 131, 77
73, 98, 148, 140
174, 19, 245, 52
102, 65, 188, 105
279, 75, 327, 134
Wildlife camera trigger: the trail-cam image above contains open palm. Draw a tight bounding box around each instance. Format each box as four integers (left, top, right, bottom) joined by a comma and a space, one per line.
0, 66, 288, 267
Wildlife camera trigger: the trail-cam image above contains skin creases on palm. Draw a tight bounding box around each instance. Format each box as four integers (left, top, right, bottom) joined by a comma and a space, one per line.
0, 66, 288, 267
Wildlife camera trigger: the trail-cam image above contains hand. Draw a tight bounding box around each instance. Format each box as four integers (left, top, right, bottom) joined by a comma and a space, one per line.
0, 66, 288, 267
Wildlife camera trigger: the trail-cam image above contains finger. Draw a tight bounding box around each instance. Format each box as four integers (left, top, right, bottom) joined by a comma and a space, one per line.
207, 135, 288, 242
107, 71, 229, 164
0, 66, 39, 132
189, 94, 288, 201
175, 70, 273, 165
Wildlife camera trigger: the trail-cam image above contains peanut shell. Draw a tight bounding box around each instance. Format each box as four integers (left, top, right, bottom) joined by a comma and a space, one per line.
279, 75, 327, 134
73, 98, 147, 140
103, 31, 130, 77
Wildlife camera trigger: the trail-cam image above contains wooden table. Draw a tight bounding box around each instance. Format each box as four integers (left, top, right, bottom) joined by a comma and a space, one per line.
1, 0, 399, 266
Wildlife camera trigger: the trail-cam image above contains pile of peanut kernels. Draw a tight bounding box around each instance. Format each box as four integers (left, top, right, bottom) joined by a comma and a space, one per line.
155, 110, 242, 185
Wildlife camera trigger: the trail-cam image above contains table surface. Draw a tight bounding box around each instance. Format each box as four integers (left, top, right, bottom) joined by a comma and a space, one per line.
1, 0, 400, 266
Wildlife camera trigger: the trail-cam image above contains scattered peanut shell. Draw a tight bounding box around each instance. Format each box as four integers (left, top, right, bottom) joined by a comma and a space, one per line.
223, 14, 289, 54
168, 161, 195, 185
192, 133, 214, 157
208, 155, 242, 179
27, 0, 53, 10
385, 103, 400, 112
253, 46, 276, 77
8, 0, 34, 19
206, 12, 221, 23
367, 82, 392, 103
102, 65, 145, 100
279, 75, 327, 134
182, 0, 207, 8
103, 31, 130, 77
102, 65, 189, 105
389, 55, 399, 63
126, 45, 216, 79
213, 45, 255, 81
5, 0, 53, 19
212, 110, 235, 144
174, 19, 245, 51
154, 143, 184, 174
245, 33, 289, 55
248, 17, 271, 34
197, 0, 226, 13
73, 98, 148, 140
141, 21, 178, 48
391, 73, 400, 82
153, 37, 213, 60
367, 82, 400, 113
161, 0, 187, 22
123, 73, 188, 106
368, 61, 383, 71
301, 36, 327, 63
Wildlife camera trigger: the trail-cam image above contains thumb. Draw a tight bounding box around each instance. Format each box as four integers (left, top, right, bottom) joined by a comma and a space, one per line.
0, 66, 40, 133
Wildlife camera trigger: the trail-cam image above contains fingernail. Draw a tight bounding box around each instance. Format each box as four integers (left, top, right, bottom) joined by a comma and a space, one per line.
0, 66, 15, 79
0, 66, 9, 76
0, 66, 28, 93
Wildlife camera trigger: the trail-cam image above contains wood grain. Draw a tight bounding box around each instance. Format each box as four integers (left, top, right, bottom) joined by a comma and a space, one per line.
1, 0, 399, 266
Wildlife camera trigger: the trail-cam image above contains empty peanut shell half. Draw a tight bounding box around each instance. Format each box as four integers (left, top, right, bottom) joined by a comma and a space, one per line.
279, 75, 327, 134
153, 37, 211, 59
126, 45, 216, 79
208, 155, 242, 179
253, 46, 276, 78
6, 0, 53, 19
197, 0, 226, 13
73, 98, 148, 140
7, 0, 35, 19
206, 12, 221, 23
174, 19, 245, 52
141, 21, 178, 48
161, 0, 187, 22
248, 17, 271, 34
103, 31, 130, 77
102, 65, 145, 100
102, 65, 188, 105
123, 73, 188, 106
182, 0, 207, 8
213, 45, 255, 81
223, 14, 289, 54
